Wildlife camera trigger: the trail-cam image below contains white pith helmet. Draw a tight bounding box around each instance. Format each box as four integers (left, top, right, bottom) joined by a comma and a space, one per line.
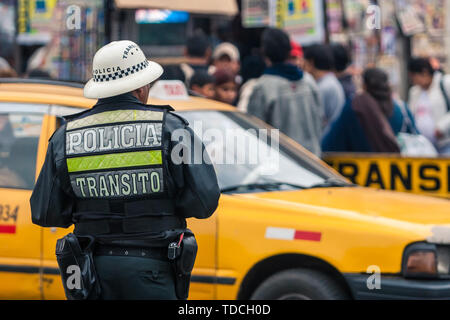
84, 40, 163, 99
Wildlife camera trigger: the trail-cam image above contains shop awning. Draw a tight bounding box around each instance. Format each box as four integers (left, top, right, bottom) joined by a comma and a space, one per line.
114, 0, 238, 16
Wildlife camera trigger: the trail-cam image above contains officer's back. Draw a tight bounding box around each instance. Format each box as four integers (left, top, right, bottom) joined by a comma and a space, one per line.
30, 40, 220, 300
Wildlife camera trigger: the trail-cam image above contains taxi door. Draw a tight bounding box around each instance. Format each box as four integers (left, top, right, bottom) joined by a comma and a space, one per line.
187, 212, 218, 300
0, 102, 52, 299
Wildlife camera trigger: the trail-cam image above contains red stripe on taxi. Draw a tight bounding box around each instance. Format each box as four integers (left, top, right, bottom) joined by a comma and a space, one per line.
0, 225, 16, 234
294, 230, 321, 242
265, 227, 322, 242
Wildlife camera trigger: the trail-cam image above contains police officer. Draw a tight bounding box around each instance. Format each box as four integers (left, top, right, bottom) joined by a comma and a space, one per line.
30, 40, 220, 300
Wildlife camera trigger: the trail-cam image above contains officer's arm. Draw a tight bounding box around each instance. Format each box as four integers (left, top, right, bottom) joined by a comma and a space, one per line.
172, 125, 220, 219
30, 128, 74, 228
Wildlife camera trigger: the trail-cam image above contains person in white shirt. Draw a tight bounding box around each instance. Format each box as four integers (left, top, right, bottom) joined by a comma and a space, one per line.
408, 57, 450, 154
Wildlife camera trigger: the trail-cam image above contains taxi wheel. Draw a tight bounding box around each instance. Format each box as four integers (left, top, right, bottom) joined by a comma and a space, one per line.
250, 268, 349, 300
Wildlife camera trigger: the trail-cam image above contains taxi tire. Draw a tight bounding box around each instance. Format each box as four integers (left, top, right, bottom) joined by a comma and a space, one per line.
250, 268, 349, 300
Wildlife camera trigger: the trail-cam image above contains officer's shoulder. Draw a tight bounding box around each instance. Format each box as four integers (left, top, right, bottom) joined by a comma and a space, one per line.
148, 104, 189, 126
51, 108, 91, 141
48, 123, 67, 142
168, 111, 190, 127
63, 108, 91, 122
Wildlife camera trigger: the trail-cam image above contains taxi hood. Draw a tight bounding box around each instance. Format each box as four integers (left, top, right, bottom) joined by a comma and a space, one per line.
240, 187, 450, 225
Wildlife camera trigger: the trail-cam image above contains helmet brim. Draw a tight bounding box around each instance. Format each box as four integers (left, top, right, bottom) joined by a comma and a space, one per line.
83, 60, 163, 99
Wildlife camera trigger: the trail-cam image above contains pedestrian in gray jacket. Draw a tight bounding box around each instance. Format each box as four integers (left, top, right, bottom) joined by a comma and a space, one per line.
304, 44, 346, 134
247, 28, 323, 156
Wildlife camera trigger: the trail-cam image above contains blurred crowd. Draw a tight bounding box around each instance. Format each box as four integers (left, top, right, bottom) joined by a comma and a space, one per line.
1, 28, 450, 157
158, 28, 450, 157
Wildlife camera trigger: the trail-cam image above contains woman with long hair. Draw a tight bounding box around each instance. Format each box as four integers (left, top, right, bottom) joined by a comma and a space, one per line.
322, 67, 417, 153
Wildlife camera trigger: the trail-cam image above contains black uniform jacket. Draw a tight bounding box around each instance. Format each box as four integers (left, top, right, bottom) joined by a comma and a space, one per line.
30, 93, 220, 241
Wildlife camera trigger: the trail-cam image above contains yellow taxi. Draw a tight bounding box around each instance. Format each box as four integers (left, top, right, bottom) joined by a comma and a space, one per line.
1, 79, 450, 300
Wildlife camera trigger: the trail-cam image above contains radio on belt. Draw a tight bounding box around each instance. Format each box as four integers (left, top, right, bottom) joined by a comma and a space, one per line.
168, 232, 184, 260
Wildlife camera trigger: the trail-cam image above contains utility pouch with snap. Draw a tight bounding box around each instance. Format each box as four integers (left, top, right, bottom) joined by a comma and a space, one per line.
55, 233, 101, 300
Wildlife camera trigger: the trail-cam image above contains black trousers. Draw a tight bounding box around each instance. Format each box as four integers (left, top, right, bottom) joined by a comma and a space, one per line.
92, 255, 178, 300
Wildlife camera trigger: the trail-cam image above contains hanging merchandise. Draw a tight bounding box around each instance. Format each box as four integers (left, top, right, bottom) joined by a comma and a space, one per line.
240, 0, 325, 45
339, 1, 378, 65
424, 0, 445, 37
399, 0, 445, 36
328, 1, 400, 95
411, 33, 445, 61
395, 0, 425, 36
324, 0, 449, 99
277, 0, 325, 45
381, 26, 396, 56
17, 0, 59, 45
242, 0, 272, 28
378, 24, 402, 95
378, 0, 397, 31
342, 0, 367, 33
326, 0, 343, 35
397, 0, 448, 69
32, 0, 105, 82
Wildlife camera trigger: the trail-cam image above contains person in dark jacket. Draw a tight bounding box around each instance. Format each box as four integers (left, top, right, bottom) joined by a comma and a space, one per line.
331, 43, 356, 101
179, 32, 212, 86
247, 28, 323, 156
304, 44, 345, 132
30, 40, 220, 300
322, 68, 417, 153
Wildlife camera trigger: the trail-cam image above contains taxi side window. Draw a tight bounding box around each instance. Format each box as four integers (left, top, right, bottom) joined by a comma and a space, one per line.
0, 112, 43, 189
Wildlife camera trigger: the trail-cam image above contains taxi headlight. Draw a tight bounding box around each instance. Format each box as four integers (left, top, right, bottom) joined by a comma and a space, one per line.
402, 243, 450, 279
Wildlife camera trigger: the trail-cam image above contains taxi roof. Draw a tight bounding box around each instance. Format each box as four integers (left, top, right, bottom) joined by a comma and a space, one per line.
0, 79, 236, 112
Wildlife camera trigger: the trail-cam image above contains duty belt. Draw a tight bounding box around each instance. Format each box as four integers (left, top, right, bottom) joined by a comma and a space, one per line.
94, 245, 168, 261
74, 216, 186, 235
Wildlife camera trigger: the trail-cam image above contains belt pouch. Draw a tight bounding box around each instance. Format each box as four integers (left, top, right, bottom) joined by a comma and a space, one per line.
55, 233, 101, 300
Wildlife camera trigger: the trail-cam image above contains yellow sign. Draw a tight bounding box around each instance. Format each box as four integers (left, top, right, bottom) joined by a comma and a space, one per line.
31, 0, 58, 21
283, 0, 316, 30
18, 0, 58, 34
324, 153, 450, 199
276, 0, 324, 44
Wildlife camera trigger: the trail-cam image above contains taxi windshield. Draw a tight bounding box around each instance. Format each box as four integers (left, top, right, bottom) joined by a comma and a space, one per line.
180, 110, 348, 193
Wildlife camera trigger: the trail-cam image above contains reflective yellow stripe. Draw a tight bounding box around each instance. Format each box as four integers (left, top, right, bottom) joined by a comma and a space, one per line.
67, 110, 164, 130
67, 150, 162, 173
